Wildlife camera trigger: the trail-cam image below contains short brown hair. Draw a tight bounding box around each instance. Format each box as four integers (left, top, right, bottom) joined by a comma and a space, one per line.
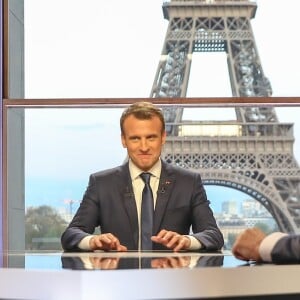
120, 101, 165, 134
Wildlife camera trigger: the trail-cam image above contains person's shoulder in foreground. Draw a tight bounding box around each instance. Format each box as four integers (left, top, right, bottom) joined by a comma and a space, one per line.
232, 227, 300, 263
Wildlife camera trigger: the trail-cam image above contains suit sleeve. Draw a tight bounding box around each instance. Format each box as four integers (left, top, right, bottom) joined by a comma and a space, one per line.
61, 174, 100, 251
190, 173, 224, 251
271, 234, 300, 263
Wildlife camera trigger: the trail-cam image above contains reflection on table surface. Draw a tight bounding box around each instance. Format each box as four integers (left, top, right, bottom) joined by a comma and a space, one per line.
1, 250, 254, 270
61, 251, 226, 270
2, 251, 300, 300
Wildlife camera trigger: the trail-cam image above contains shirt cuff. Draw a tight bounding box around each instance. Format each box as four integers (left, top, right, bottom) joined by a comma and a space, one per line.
186, 235, 202, 250
259, 232, 288, 262
78, 235, 93, 250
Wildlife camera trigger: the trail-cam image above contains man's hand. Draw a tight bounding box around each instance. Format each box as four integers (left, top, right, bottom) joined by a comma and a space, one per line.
89, 233, 127, 251
151, 229, 191, 251
232, 227, 266, 261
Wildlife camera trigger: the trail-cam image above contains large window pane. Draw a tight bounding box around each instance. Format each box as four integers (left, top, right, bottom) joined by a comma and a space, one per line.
19, 105, 300, 250
25, 108, 126, 249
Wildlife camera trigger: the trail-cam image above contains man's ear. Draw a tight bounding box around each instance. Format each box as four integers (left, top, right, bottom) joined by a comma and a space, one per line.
121, 134, 127, 148
162, 130, 167, 145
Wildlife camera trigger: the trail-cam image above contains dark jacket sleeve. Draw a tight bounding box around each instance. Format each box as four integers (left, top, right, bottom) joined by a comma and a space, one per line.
271, 234, 300, 263
61, 174, 101, 251
162, 164, 224, 251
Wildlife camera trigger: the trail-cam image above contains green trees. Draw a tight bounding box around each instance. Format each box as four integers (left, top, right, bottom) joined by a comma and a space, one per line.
25, 205, 67, 250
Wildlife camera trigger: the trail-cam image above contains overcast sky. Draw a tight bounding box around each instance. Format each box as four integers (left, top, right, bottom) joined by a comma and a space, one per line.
24, 0, 300, 98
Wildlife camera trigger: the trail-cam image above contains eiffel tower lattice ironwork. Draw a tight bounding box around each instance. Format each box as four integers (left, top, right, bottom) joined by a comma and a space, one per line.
150, 0, 300, 233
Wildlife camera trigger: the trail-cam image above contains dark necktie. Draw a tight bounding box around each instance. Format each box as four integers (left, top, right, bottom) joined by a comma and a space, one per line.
140, 172, 154, 250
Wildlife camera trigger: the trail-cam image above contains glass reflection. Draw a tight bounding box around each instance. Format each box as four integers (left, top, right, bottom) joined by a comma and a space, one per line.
61, 252, 224, 270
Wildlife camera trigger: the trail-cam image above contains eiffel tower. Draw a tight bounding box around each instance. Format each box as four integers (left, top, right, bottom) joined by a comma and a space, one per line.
150, 0, 300, 233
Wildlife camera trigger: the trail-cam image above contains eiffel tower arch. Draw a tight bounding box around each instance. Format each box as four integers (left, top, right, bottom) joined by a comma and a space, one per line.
150, 0, 300, 233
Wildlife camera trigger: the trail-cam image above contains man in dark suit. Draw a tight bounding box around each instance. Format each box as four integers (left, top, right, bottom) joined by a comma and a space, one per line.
232, 227, 300, 263
61, 101, 223, 252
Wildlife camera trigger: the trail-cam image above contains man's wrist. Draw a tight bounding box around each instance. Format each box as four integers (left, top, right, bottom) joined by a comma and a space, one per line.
186, 235, 202, 250
78, 235, 94, 250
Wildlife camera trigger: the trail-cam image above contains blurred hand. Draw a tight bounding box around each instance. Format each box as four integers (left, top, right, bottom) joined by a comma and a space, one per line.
151, 229, 191, 251
89, 256, 120, 270
232, 227, 266, 261
89, 233, 128, 251
151, 256, 191, 268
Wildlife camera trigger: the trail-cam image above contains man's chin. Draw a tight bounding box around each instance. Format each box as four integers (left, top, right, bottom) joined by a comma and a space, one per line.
139, 165, 152, 171
136, 161, 154, 171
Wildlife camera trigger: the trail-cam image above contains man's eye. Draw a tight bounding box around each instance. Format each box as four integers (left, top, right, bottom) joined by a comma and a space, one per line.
148, 136, 157, 141
131, 137, 139, 141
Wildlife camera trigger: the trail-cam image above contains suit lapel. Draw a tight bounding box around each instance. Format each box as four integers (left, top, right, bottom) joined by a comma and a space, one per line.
153, 163, 175, 234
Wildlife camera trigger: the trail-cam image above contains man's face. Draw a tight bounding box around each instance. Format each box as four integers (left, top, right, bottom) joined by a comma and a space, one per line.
121, 115, 166, 171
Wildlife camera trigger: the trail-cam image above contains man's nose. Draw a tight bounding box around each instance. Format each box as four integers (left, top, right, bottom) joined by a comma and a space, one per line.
140, 139, 149, 150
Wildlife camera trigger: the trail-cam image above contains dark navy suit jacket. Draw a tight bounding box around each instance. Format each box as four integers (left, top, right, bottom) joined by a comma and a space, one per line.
271, 234, 300, 263
61, 161, 224, 251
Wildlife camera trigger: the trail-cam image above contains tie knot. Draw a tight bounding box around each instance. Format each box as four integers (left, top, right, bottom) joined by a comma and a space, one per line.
140, 172, 151, 184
